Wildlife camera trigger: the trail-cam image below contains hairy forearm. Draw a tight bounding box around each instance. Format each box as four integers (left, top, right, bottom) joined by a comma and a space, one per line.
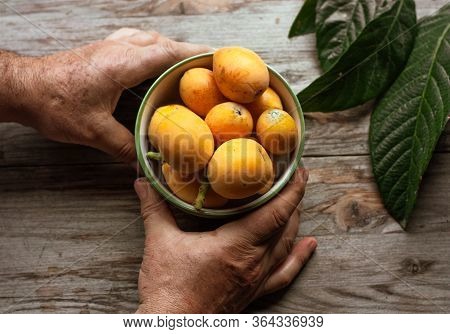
0, 51, 19, 121
0, 50, 40, 124
136, 294, 204, 314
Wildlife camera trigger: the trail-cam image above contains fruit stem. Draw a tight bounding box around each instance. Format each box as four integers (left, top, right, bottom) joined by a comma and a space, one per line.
193, 181, 209, 210
146, 151, 162, 161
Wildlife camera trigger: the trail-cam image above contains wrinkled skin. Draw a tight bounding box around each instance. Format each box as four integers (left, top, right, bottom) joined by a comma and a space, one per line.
2, 28, 210, 165
0, 30, 316, 313
135, 168, 316, 313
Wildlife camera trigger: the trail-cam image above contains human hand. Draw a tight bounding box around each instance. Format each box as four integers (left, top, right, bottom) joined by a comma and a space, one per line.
7, 28, 210, 165
134, 167, 316, 313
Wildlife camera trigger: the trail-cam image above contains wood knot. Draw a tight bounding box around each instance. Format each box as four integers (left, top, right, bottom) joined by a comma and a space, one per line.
401, 258, 434, 275
335, 192, 387, 231
179, 2, 186, 15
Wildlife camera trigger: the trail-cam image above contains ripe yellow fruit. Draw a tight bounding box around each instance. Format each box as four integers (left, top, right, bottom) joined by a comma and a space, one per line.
245, 87, 283, 120
208, 138, 274, 199
213, 47, 269, 103
257, 158, 275, 195
257, 175, 274, 195
179, 68, 226, 117
256, 109, 297, 155
149, 104, 214, 174
162, 163, 228, 208
147, 104, 179, 147
205, 102, 253, 145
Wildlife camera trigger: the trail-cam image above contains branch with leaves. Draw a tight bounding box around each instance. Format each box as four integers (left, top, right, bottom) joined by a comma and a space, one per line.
289, 0, 450, 228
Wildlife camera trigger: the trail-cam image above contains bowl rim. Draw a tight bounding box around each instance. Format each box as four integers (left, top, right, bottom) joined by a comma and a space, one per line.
135, 52, 305, 218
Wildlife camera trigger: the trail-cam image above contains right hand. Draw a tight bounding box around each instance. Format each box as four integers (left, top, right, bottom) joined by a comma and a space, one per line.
134, 167, 317, 313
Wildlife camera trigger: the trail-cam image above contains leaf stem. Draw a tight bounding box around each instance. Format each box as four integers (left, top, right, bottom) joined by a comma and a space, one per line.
146, 151, 162, 161
193, 181, 209, 210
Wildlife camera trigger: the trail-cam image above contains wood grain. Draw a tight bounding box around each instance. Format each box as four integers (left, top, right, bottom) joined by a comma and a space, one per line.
1, 111, 448, 167
0, 0, 449, 314
0, 0, 448, 166
0, 154, 448, 313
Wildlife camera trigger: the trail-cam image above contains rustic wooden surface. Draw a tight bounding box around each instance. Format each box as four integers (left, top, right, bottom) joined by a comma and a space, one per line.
0, 0, 449, 314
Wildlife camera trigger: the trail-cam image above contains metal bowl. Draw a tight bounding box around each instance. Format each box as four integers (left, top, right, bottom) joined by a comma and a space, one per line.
135, 52, 305, 218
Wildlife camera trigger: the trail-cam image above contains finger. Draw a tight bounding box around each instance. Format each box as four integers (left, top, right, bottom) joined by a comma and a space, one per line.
267, 208, 301, 268
227, 168, 308, 244
134, 38, 212, 81
157, 36, 213, 61
105, 28, 150, 40
106, 28, 160, 47
106, 28, 141, 40
123, 30, 160, 47
260, 237, 317, 296
134, 178, 180, 235
89, 116, 136, 165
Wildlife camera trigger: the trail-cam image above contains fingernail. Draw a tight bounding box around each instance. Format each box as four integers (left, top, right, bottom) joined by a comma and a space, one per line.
295, 206, 301, 218
303, 169, 309, 182
134, 178, 149, 200
295, 168, 302, 182
296, 168, 309, 183
307, 237, 317, 249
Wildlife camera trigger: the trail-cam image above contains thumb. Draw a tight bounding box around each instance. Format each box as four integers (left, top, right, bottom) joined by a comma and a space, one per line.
132, 38, 212, 84
90, 116, 136, 166
134, 178, 179, 235
156, 36, 213, 62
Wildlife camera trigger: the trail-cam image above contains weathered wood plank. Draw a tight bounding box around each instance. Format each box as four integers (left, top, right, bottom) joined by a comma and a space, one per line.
4, 0, 444, 17
0, 154, 448, 313
0, 86, 147, 167
1, 154, 448, 236
1, 0, 448, 166
1, 0, 449, 315
3, 232, 450, 313
1, 0, 448, 91
250, 233, 450, 313
1, 111, 448, 167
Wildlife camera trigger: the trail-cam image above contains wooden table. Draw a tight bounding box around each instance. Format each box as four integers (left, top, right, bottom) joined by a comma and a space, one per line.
1, 0, 449, 313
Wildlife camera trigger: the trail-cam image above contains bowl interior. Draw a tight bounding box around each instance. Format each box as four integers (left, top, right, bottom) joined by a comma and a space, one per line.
136, 53, 305, 218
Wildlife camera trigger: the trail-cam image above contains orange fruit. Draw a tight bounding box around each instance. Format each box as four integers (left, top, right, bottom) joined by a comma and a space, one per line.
150, 104, 214, 174
256, 109, 297, 155
245, 87, 283, 120
205, 102, 253, 145
162, 163, 227, 208
213, 47, 269, 103
179, 68, 226, 117
207, 138, 274, 199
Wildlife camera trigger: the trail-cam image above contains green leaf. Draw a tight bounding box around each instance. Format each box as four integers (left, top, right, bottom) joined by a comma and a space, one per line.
289, 0, 318, 37
315, 0, 392, 71
298, 0, 417, 112
369, 4, 450, 228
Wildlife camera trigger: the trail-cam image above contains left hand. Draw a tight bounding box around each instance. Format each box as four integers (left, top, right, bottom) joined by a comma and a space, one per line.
13, 28, 210, 165
134, 168, 316, 313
